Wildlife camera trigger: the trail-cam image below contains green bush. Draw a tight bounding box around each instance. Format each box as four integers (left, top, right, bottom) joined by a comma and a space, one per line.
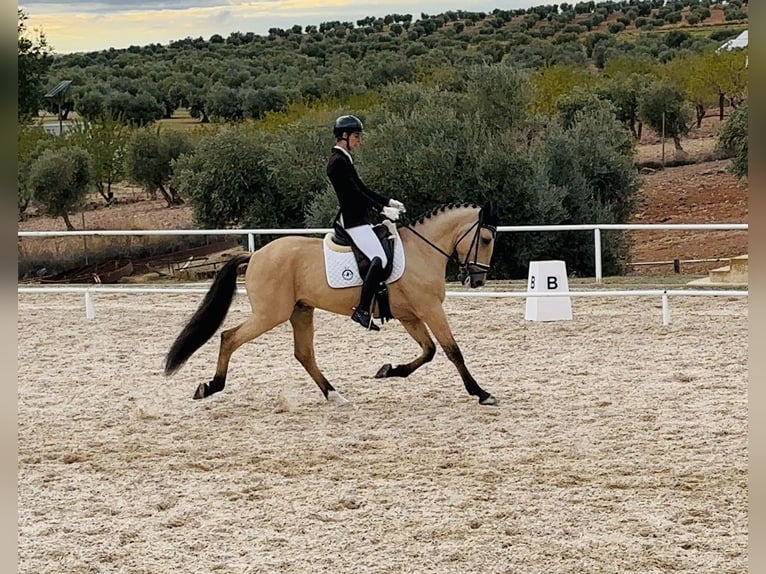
27, 146, 91, 230
709, 29, 740, 42
18, 124, 57, 218
124, 126, 192, 205
717, 103, 748, 179
542, 107, 639, 275
172, 127, 279, 229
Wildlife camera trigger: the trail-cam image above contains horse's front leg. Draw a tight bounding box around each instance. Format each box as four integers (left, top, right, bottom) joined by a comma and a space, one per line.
290, 304, 349, 406
421, 305, 498, 406
374, 318, 435, 378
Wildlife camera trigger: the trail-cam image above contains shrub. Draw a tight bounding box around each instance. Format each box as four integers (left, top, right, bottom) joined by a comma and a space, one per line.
171, 126, 308, 230
717, 103, 748, 179
609, 22, 626, 34
27, 146, 91, 230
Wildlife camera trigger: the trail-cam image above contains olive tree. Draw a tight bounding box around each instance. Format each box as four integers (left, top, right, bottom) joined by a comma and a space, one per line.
124, 126, 192, 205
27, 146, 91, 230
18, 124, 56, 219
67, 114, 130, 204
172, 127, 281, 229
638, 80, 692, 151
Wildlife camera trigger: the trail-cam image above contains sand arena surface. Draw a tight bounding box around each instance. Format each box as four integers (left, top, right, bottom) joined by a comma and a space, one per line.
18, 292, 747, 573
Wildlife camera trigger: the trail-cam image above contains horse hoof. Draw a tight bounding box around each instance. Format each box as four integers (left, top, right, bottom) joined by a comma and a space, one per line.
327, 390, 350, 406
193, 383, 208, 400
374, 364, 392, 378
479, 394, 499, 406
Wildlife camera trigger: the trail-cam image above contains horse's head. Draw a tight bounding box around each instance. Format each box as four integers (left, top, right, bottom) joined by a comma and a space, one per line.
455, 200, 499, 288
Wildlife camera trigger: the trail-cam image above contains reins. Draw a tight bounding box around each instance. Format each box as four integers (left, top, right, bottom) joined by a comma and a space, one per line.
401, 222, 464, 267
399, 208, 497, 276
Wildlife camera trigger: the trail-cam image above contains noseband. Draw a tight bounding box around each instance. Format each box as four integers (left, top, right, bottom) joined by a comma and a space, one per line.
404, 211, 497, 283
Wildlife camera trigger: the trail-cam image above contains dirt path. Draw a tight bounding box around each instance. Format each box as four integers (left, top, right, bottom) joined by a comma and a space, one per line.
17, 293, 747, 573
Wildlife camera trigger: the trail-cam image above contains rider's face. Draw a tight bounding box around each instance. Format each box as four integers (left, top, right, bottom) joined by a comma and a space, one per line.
348, 132, 362, 151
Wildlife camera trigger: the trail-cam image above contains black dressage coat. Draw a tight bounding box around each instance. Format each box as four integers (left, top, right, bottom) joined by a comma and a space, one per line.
326, 147, 391, 228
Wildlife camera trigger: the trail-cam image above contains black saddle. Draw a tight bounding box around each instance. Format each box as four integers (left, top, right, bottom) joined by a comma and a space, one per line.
332, 219, 396, 280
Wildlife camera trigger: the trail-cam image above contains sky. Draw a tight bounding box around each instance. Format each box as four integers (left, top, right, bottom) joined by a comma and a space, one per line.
19, 0, 542, 54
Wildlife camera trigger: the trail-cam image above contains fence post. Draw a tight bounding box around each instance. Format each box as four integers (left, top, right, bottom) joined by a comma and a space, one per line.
662, 291, 670, 326
594, 228, 603, 283
85, 290, 96, 320
248, 233, 255, 252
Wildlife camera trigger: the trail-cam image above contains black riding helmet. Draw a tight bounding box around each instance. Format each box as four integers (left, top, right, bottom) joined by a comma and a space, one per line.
333, 115, 363, 140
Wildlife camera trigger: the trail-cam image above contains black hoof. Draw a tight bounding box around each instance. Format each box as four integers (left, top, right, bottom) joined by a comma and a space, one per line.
375, 364, 392, 378
479, 394, 499, 406
192, 376, 225, 400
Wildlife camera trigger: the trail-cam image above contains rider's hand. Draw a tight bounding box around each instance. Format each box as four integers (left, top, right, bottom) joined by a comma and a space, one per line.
382, 206, 401, 221
388, 199, 406, 213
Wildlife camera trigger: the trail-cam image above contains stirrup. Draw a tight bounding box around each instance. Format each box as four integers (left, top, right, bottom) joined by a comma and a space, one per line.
351, 308, 380, 331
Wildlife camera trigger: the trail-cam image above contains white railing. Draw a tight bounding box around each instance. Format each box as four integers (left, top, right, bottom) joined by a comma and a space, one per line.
18, 222, 748, 283
17, 284, 748, 327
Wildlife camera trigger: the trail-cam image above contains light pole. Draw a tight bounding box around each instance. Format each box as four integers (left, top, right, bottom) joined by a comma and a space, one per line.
43, 80, 72, 135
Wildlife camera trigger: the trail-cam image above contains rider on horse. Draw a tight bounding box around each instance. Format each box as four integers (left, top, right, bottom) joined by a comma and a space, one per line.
327, 114, 406, 331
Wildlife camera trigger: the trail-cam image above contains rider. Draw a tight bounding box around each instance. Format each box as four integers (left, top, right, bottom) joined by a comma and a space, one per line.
327, 114, 406, 331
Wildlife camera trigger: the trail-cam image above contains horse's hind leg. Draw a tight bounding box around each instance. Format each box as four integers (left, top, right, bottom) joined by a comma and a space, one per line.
194, 313, 284, 399
374, 318, 436, 379
290, 304, 349, 406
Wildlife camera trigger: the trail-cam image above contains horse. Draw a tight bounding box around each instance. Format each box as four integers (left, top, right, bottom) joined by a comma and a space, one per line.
164, 200, 500, 406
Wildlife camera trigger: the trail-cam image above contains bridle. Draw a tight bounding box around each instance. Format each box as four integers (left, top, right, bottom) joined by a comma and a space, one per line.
403, 210, 497, 285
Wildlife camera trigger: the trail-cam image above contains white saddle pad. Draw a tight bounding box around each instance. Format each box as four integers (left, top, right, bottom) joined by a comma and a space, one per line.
323, 227, 406, 288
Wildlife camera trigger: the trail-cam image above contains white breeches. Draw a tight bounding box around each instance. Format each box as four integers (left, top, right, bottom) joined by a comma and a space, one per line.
344, 224, 388, 267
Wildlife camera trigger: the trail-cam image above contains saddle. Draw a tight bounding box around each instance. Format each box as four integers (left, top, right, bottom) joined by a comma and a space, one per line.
331, 220, 396, 280
330, 219, 397, 324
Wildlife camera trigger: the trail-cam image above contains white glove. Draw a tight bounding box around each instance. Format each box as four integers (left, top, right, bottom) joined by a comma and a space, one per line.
388, 199, 406, 213
382, 206, 401, 221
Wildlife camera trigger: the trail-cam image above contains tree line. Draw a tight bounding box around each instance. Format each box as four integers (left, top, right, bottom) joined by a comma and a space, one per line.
19, 1, 747, 126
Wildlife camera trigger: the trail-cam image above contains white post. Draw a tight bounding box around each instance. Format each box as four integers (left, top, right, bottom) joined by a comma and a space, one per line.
661, 292, 670, 326
85, 290, 96, 320
594, 228, 602, 283
248, 233, 255, 252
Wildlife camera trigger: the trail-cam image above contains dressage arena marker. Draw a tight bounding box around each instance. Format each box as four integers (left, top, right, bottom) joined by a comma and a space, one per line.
17, 285, 747, 326
524, 260, 572, 322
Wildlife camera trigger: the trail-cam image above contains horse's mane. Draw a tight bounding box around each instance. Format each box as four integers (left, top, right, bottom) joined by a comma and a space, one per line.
409, 202, 480, 226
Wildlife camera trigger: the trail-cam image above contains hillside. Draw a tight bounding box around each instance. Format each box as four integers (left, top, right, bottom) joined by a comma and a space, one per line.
35, 0, 747, 128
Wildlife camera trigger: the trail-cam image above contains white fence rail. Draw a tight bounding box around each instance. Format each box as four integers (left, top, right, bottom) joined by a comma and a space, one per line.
17, 284, 748, 327
18, 223, 748, 326
18, 223, 748, 283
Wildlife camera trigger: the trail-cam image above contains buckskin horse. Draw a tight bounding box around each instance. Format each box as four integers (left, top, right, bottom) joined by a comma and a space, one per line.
164, 200, 500, 406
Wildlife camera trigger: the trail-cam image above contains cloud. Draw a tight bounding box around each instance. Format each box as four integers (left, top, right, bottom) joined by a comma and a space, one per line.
19, 1, 232, 14
21, 0, 535, 53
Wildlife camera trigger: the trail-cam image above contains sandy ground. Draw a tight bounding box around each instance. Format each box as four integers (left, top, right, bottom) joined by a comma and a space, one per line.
17, 291, 747, 573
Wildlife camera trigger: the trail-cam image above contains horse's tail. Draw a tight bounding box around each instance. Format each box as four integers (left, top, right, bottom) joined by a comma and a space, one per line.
164, 253, 251, 376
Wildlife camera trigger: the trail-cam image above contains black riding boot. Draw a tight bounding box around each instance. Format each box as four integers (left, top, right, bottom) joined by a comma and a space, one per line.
351, 256, 383, 331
